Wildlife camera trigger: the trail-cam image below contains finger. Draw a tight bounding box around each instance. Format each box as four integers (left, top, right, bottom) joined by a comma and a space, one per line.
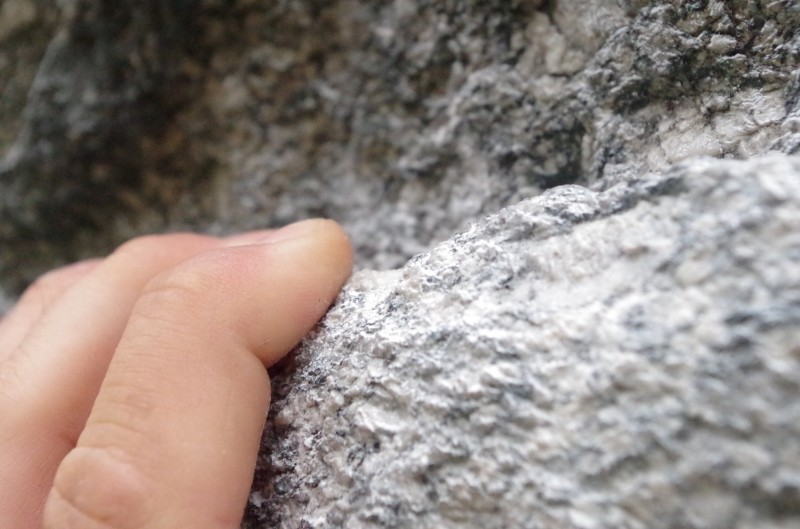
2, 234, 224, 435
0, 234, 223, 529
0, 259, 102, 362
0, 226, 272, 357
44, 219, 353, 529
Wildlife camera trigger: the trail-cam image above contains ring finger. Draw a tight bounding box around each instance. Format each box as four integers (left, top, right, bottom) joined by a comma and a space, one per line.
0, 260, 102, 362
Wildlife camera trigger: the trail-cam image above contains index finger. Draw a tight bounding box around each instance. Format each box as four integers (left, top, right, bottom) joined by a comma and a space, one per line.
43, 219, 353, 529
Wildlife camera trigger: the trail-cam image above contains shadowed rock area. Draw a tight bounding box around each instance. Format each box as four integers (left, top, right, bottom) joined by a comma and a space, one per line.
1, 1, 799, 527
2, 0, 798, 290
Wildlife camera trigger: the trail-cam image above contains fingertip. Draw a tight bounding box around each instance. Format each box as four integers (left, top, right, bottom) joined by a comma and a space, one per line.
277, 218, 354, 281
311, 218, 355, 274
199, 219, 353, 367
242, 218, 353, 366
260, 218, 354, 259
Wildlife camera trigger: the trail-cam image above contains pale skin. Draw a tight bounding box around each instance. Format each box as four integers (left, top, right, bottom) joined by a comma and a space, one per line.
0, 219, 354, 529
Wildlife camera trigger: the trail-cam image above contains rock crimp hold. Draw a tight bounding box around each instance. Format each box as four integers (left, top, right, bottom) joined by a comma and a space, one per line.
248, 154, 800, 529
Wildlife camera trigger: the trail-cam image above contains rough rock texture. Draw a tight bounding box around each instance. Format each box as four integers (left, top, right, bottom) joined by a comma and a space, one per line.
2, 0, 799, 292
250, 154, 800, 529
0, 0, 206, 287
1, 1, 800, 528
0, 0, 57, 158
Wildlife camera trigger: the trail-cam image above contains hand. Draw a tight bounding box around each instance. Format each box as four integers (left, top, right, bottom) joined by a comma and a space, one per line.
0, 219, 353, 529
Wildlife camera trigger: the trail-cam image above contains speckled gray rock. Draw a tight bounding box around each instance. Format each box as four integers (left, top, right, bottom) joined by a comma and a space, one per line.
0, 0, 205, 291
247, 154, 800, 529
1, 0, 799, 293
1, 3, 799, 527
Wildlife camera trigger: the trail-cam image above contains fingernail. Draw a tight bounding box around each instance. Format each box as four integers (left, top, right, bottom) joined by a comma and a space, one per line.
223, 230, 276, 246
224, 219, 331, 247
257, 219, 329, 243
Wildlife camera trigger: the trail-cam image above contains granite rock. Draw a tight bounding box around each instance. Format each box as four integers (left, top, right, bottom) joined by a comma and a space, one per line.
1, 0, 799, 291
0, 2, 799, 527
249, 154, 800, 529
0, 0, 205, 289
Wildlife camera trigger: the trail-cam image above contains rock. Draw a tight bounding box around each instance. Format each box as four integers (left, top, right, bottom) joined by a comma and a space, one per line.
1, 0, 799, 291
1, 2, 799, 527
248, 154, 800, 528
0, 0, 207, 293
0, 0, 38, 43
0, 0, 57, 160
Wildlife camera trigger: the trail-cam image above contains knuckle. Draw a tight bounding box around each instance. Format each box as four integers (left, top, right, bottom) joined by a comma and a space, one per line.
86, 389, 158, 453
135, 250, 235, 320
18, 259, 101, 308
20, 272, 64, 307
134, 275, 203, 324
111, 234, 171, 262
45, 447, 154, 529
110, 233, 215, 264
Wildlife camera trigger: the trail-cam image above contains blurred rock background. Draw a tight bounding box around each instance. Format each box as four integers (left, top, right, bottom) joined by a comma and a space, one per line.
1, 0, 797, 296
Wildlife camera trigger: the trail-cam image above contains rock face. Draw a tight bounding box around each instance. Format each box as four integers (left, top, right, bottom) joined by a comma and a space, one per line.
249, 155, 800, 528
0, 0, 205, 291
1, 1, 799, 528
1, 0, 799, 289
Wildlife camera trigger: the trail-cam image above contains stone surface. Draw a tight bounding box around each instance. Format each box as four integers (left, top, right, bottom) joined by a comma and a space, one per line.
0, 0, 206, 290
1, 2, 799, 528
249, 154, 800, 528
1, 0, 799, 292
0, 0, 57, 158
